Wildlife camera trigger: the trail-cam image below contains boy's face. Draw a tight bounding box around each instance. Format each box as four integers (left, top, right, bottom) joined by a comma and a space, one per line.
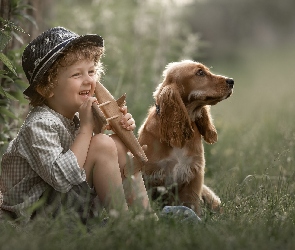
46, 59, 97, 119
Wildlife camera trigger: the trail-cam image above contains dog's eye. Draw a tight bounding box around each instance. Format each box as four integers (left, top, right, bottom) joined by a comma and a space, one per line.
196, 69, 205, 76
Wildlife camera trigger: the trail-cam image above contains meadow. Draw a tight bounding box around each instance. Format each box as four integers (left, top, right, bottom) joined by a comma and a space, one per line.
1, 44, 295, 249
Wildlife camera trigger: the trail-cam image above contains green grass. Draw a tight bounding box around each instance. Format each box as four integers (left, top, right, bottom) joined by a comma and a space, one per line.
1, 45, 295, 249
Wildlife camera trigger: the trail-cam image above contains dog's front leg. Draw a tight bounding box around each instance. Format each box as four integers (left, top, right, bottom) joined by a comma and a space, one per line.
178, 168, 204, 216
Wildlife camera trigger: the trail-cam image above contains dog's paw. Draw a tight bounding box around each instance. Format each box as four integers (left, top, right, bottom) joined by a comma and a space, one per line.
202, 185, 221, 212
202, 195, 221, 212
210, 197, 221, 212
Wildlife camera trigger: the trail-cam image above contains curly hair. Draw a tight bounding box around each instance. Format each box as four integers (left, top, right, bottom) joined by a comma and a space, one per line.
28, 41, 104, 107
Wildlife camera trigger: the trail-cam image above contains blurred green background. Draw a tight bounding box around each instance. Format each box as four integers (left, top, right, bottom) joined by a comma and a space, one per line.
1, 0, 295, 194
46, 0, 295, 184
1, 0, 295, 193
1, 0, 295, 248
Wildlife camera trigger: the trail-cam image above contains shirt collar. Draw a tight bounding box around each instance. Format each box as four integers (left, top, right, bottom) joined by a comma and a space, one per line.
41, 105, 80, 130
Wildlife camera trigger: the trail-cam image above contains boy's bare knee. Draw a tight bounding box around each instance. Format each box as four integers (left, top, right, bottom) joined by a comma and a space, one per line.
90, 134, 117, 155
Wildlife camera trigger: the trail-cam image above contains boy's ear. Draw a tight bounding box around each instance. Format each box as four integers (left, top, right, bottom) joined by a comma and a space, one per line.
36, 85, 54, 98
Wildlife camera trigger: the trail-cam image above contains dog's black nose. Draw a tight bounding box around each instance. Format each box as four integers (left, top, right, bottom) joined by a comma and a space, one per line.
226, 78, 234, 88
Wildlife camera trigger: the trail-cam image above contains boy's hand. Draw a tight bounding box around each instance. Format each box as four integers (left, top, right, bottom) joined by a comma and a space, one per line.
120, 106, 136, 131
105, 106, 136, 131
78, 97, 97, 132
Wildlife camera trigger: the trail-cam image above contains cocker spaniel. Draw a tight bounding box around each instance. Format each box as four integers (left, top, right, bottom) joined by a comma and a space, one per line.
138, 60, 234, 215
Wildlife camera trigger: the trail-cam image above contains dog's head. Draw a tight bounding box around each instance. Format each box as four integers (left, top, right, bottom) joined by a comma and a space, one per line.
154, 60, 234, 147
156, 60, 234, 106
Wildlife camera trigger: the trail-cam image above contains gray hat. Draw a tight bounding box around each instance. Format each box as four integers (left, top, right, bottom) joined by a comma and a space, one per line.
22, 26, 104, 98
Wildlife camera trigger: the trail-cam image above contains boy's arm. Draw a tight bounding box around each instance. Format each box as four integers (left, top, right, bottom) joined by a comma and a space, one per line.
70, 96, 97, 169
26, 119, 86, 193
70, 124, 93, 169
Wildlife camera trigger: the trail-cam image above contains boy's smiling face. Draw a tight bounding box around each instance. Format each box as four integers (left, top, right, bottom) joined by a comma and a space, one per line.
46, 59, 97, 119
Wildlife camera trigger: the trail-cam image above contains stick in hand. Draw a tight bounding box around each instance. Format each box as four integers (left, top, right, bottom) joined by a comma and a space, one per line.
91, 82, 148, 175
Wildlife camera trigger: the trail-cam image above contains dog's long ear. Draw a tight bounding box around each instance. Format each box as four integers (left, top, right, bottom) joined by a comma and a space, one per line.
195, 105, 218, 144
157, 84, 194, 147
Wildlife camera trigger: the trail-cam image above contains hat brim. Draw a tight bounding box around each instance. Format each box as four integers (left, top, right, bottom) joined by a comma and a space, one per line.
23, 34, 104, 98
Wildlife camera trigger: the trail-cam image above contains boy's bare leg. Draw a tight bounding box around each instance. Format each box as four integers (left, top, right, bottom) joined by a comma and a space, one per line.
123, 172, 151, 210
84, 133, 128, 211
110, 134, 152, 211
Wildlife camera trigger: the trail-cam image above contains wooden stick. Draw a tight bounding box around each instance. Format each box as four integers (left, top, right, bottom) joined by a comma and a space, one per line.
92, 82, 148, 174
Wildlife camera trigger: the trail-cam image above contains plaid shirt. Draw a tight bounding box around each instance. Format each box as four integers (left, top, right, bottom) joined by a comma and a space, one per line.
0, 105, 86, 218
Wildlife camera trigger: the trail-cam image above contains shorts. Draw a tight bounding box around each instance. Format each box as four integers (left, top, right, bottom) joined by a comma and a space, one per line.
0, 181, 100, 224
36, 181, 100, 224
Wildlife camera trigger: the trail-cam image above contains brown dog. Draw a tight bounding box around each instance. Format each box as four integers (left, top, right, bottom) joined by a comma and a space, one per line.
138, 60, 234, 215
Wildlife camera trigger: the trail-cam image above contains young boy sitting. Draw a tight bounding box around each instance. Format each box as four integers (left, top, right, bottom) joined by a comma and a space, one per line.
0, 27, 153, 224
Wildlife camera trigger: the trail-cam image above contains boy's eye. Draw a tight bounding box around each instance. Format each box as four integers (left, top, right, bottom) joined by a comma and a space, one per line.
89, 70, 96, 75
72, 73, 81, 77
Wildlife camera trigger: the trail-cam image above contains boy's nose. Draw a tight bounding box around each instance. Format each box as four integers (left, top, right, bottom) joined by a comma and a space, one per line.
84, 75, 95, 83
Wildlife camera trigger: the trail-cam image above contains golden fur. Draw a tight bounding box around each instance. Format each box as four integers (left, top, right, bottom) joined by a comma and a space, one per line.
138, 60, 234, 215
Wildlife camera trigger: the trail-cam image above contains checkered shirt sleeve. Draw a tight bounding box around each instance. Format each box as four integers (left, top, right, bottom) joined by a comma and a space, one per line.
25, 117, 85, 192
0, 106, 86, 215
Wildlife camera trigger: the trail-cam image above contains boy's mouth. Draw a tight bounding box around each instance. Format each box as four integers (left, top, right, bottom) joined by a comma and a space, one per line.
79, 90, 90, 96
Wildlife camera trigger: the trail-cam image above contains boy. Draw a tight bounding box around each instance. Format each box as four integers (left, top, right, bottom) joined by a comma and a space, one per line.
0, 27, 152, 223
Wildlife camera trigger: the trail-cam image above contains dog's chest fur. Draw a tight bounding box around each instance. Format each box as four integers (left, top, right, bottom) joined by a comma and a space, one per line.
144, 131, 205, 187
140, 106, 206, 187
